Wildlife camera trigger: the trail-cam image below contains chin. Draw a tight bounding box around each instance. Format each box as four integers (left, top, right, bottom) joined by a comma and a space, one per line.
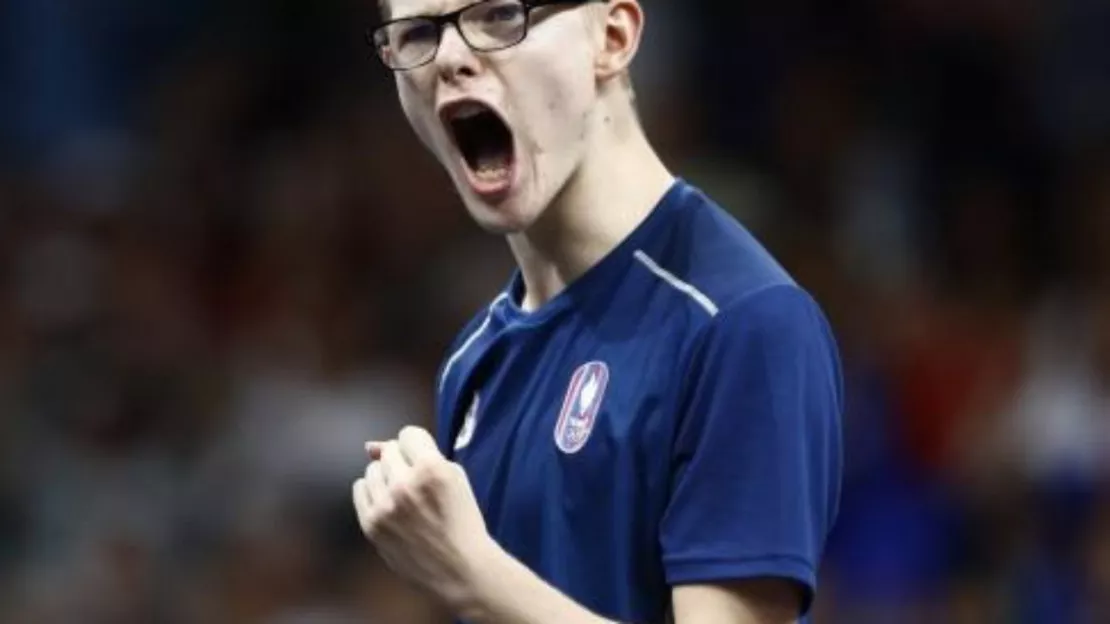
463, 195, 540, 235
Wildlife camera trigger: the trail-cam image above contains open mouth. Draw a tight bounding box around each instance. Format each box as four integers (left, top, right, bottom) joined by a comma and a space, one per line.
442, 102, 515, 190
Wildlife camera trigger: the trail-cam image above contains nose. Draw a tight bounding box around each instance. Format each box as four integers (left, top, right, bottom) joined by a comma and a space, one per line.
434, 24, 480, 83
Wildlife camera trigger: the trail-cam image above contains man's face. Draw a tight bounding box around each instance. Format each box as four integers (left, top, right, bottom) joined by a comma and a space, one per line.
386, 0, 601, 234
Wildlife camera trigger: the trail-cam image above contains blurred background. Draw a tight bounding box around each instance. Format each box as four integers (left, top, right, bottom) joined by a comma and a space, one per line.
1, 0, 1109, 622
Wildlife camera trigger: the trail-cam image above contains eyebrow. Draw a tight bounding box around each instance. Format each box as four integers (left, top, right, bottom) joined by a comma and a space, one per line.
390, 0, 463, 21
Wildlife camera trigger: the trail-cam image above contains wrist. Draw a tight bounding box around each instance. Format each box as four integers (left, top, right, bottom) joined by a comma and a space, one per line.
449, 538, 616, 624
449, 534, 506, 620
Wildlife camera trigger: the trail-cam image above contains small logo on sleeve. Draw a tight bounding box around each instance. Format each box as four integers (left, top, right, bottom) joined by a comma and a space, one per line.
554, 362, 609, 454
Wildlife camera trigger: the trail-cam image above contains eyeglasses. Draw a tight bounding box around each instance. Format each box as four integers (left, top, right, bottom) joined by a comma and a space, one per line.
369, 0, 604, 71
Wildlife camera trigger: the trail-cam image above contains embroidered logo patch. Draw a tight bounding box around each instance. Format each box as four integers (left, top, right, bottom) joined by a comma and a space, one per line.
554, 361, 609, 454
454, 393, 478, 451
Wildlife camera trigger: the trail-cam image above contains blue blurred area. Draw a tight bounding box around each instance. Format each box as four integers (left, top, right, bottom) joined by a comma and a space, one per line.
1, 1, 1109, 622
0, 0, 204, 165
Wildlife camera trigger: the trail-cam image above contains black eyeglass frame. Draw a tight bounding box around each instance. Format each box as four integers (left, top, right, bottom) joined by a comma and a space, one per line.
368, 0, 607, 71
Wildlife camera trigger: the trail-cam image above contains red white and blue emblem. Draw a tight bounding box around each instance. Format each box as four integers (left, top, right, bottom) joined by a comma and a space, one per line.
553, 361, 609, 454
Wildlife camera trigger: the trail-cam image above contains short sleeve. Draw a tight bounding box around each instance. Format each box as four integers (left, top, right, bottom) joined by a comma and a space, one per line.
660, 285, 844, 614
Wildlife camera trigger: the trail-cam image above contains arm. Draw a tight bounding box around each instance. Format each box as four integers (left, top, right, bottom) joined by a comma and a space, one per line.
356, 444, 804, 624
454, 540, 617, 624
660, 285, 844, 621
459, 545, 802, 624
353, 432, 614, 624
671, 581, 803, 624
366, 561, 456, 624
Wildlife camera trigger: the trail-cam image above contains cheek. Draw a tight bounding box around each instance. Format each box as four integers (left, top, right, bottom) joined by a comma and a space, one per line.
496, 19, 596, 140
533, 26, 597, 112
397, 79, 441, 151
508, 57, 595, 149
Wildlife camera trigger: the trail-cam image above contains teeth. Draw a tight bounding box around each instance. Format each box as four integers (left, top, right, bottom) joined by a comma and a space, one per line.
475, 167, 509, 182
474, 159, 511, 182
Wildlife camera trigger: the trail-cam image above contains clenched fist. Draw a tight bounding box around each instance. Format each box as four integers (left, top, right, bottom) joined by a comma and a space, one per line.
352, 426, 495, 610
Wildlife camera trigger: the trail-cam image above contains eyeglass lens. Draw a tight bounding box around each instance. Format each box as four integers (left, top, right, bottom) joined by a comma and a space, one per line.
375, 0, 531, 69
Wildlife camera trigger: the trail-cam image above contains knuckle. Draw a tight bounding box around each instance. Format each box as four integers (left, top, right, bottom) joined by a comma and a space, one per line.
360, 510, 379, 536
413, 462, 442, 489
388, 482, 413, 506
372, 500, 396, 524
365, 517, 384, 540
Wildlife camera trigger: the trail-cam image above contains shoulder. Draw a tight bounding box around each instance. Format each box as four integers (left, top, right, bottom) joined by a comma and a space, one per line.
436, 291, 510, 388
647, 182, 841, 373
631, 182, 808, 327
445, 293, 505, 352
698, 283, 838, 356
680, 283, 844, 423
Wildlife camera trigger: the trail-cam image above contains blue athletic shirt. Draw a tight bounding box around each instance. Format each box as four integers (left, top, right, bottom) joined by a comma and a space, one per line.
435, 179, 843, 624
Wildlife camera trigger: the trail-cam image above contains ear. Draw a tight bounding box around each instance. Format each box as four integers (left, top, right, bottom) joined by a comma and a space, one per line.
594, 0, 644, 82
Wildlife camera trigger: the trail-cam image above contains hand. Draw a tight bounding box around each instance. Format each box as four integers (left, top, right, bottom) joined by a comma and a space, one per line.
352, 425, 494, 609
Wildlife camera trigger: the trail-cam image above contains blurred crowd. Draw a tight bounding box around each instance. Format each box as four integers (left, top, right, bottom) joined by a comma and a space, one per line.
1, 0, 1109, 622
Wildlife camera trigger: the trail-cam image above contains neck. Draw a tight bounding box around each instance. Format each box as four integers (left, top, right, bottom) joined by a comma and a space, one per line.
507, 99, 674, 312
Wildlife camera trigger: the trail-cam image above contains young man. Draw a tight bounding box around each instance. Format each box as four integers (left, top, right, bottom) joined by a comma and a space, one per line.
351, 1, 844, 623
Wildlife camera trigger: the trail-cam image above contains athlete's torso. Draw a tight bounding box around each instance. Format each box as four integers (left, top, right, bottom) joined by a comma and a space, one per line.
435, 180, 835, 623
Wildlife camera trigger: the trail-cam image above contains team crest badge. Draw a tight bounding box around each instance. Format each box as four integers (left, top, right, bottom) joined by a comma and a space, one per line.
454, 393, 478, 451
554, 361, 609, 454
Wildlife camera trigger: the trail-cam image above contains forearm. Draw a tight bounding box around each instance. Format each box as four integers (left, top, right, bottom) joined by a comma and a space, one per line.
455, 542, 618, 624
366, 560, 455, 624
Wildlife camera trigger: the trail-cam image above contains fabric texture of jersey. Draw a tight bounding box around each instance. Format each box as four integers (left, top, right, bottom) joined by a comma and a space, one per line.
435, 179, 844, 624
